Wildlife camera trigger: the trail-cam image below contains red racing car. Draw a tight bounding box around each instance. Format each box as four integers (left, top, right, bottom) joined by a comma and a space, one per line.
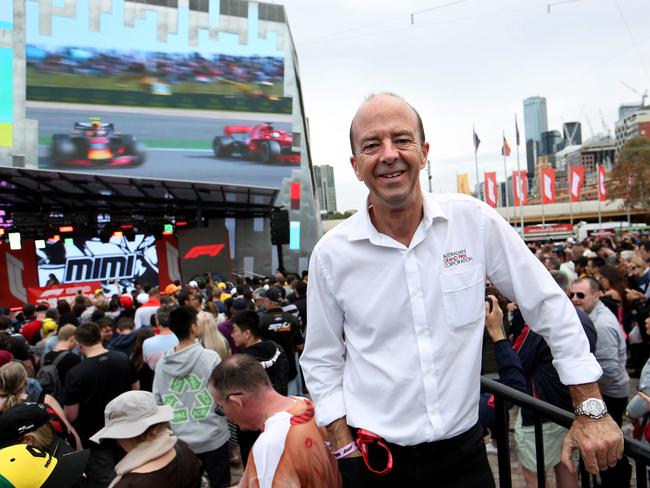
50, 118, 146, 167
212, 123, 300, 164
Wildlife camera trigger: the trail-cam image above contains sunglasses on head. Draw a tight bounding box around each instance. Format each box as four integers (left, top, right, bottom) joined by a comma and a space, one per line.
569, 292, 586, 299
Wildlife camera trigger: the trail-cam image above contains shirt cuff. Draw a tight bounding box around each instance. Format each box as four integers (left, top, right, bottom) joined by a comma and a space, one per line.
552, 353, 602, 385
313, 388, 346, 428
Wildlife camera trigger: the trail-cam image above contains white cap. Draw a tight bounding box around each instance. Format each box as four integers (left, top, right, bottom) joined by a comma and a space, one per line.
188, 280, 199, 288
136, 292, 149, 305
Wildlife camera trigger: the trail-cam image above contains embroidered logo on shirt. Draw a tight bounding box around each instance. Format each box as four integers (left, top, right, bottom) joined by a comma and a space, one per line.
443, 249, 473, 269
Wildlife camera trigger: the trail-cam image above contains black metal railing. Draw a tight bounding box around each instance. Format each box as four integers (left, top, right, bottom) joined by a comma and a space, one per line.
482, 376, 650, 488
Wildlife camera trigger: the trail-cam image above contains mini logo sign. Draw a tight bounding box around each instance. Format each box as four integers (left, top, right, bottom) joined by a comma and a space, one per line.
183, 244, 225, 260
443, 249, 473, 269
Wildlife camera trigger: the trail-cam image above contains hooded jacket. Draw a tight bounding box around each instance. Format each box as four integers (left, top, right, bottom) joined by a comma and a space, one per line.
153, 342, 229, 454
108, 332, 137, 356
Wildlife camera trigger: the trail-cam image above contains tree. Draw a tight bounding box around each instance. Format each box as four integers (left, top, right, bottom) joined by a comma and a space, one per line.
611, 137, 650, 210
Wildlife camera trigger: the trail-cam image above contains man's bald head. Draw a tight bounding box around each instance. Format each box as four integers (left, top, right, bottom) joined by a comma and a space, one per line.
349, 93, 425, 156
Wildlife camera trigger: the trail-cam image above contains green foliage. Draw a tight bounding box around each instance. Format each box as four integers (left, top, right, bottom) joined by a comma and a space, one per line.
611, 137, 650, 210
322, 210, 356, 220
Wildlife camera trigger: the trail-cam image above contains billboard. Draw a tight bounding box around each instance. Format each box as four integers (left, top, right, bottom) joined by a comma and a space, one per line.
25, 0, 298, 189
36, 234, 159, 291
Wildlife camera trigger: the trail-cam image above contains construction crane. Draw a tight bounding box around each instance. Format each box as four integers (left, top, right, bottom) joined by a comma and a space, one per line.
598, 109, 610, 136
621, 81, 648, 107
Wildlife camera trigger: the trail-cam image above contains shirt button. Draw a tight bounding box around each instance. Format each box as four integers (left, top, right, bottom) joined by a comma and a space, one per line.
424, 368, 432, 376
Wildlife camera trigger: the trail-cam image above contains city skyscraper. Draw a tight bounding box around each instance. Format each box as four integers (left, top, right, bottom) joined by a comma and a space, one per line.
523, 96, 549, 177
314, 165, 337, 213
563, 122, 582, 146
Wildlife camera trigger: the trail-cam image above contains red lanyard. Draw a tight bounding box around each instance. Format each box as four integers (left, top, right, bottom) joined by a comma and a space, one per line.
355, 428, 394, 475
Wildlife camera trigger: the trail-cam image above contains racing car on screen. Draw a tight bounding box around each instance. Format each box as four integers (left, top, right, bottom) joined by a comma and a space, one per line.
212, 123, 300, 164
50, 118, 146, 167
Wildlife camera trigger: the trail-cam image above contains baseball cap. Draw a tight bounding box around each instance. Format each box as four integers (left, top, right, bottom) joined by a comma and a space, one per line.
119, 294, 134, 309
265, 287, 283, 303
35, 303, 49, 312
41, 318, 58, 335
136, 292, 149, 305
0, 350, 14, 367
188, 280, 199, 289
230, 298, 251, 312
0, 444, 89, 488
164, 284, 180, 295
90, 391, 173, 444
0, 402, 49, 448
217, 282, 227, 290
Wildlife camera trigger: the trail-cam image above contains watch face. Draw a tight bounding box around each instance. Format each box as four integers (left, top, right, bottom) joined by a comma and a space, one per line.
585, 399, 604, 416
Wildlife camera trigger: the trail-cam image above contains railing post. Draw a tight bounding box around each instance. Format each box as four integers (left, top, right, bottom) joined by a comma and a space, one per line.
533, 413, 546, 487
636, 459, 647, 488
494, 395, 512, 488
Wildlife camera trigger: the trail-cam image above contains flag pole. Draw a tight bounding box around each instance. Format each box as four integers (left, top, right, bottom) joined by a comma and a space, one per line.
535, 141, 545, 225
515, 114, 524, 237
502, 130, 510, 223
569, 168, 574, 225
473, 125, 481, 201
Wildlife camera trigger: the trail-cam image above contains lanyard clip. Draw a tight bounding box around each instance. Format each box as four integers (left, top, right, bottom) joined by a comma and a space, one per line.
355, 428, 393, 475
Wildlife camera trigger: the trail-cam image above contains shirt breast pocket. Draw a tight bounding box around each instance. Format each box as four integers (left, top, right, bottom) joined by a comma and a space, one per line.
440, 266, 484, 331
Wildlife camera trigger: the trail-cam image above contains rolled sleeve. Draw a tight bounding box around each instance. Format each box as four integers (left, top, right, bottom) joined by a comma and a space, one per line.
482, 204, 602, 386
552, 354, 602, 385
300, 247, 348, 427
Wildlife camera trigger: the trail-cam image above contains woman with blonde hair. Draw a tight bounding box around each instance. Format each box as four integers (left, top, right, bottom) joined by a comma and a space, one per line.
195, 311, 230, 360
0, 361, 82, 450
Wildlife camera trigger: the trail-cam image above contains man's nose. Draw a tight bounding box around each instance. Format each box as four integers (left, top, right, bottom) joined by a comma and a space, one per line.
379, 139, 399, 162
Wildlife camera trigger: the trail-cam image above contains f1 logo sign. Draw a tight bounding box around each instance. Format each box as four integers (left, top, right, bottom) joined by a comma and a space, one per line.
183, 244, 225, 260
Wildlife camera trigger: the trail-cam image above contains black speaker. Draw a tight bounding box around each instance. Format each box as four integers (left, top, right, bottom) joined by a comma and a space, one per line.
270, 209, 289, 245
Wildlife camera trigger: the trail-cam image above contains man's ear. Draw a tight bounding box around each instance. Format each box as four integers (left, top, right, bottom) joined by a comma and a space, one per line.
420, 142, 430, 169
350, 156, 362, 181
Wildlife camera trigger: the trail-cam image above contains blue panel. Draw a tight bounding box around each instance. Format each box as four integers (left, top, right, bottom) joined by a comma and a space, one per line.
289, 221, 300, 250
0, 0, 12, 30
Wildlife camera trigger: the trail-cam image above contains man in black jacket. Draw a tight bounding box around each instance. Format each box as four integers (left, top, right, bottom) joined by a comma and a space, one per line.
511, 271, 598, 487
257, 287, 303, 395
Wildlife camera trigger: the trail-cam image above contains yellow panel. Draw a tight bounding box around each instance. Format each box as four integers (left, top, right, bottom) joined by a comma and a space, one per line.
0, 123, 12, 147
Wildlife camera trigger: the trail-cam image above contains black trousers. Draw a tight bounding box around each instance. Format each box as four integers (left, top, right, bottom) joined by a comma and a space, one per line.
338, 422, 495, 488
197, 443, 231, 488
600, 395, 631, 488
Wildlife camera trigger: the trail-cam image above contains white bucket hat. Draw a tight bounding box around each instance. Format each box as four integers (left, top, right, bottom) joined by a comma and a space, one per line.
90, 391, 172, 444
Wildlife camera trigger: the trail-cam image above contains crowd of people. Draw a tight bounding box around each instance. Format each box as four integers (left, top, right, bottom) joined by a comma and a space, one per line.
481, 234, 650, 487
0, 271, 315, 487
2, 90, 650, 488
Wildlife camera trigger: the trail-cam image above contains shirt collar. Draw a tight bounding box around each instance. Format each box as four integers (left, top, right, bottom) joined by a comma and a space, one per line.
347, 193, 448, 242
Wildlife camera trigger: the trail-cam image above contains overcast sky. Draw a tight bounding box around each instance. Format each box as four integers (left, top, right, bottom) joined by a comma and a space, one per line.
281, 0, 650, 211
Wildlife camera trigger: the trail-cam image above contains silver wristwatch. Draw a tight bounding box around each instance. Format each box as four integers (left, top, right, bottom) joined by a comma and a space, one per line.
574, 398, 608, 420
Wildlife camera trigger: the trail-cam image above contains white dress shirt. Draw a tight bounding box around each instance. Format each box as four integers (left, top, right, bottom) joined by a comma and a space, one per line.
300, 192, 602, 446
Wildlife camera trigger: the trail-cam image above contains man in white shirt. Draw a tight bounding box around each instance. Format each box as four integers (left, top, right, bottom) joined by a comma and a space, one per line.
300, 93, 624, 487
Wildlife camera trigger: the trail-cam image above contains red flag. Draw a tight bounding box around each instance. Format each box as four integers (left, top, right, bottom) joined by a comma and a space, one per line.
512, 170, 528, 205
598, 164, 607, 201
501, 137, 511, 157
569, 166, 584, 202
541, 167, 556, 204
484, 172, 498, 208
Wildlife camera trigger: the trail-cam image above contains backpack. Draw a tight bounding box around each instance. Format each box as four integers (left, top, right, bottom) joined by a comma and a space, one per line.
36, 351, 70, 402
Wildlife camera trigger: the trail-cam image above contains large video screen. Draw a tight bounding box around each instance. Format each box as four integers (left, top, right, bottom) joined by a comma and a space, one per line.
25, 1, 298, 189
36, 234, 159, 290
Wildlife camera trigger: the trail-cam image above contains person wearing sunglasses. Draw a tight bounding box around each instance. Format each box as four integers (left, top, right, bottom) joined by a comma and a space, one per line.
208, 354, 341, 487
570, 277, 630, 486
